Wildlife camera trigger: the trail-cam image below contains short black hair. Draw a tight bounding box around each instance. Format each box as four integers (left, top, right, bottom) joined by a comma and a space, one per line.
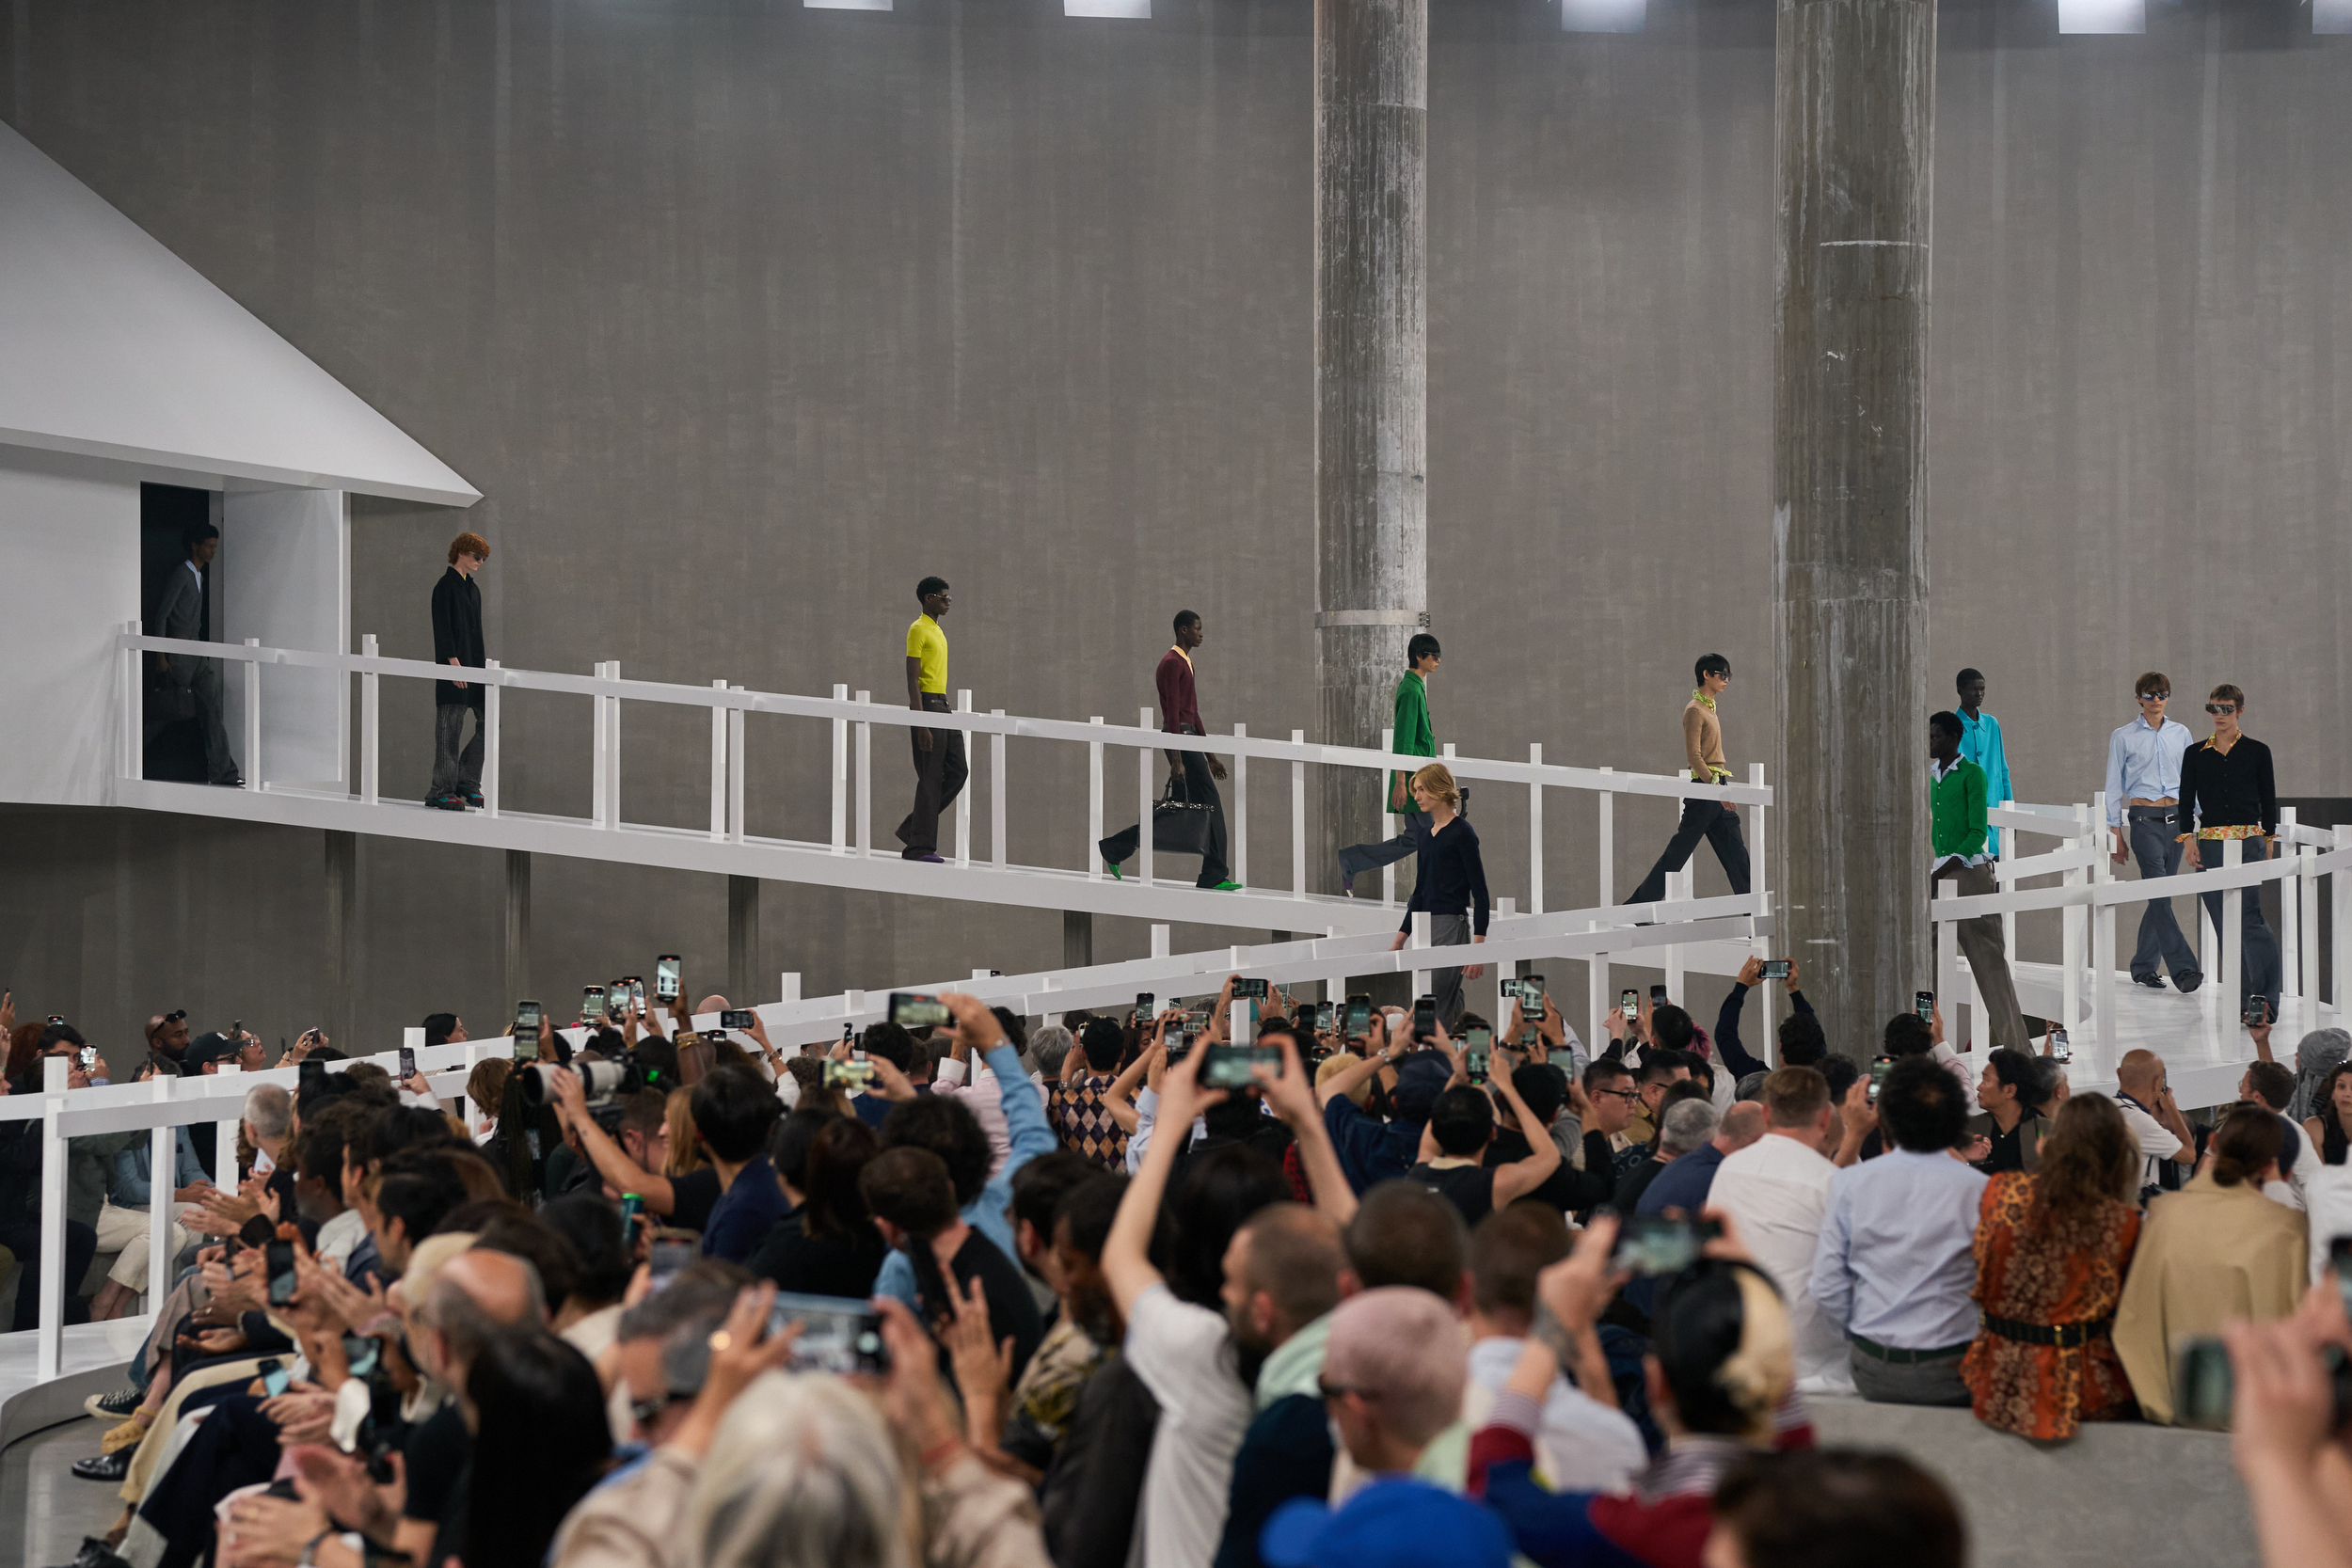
1776, 1011, 1827, 1067
1511, 1063, 1566, 1125
1344, 1180, 1466, 1302
859, 1146, 961, 1238
1429, 1086, 1496, 1156
915, 576, 949, 601
1011, 1149, 1099, 1246
770, 1109, 834, 1189
1882, 1013, 1933, 1058
882, 1094, 993, 1208
1641, 1050, 1698, 1086
1406, 632, 1441, 665
1983, 1047, 2046, 1108
1818, 1054, 1860, 1104
1695, 653, 1731, 683
1929, 710, 1963, 741
687, 1066, 782, 1164
1583, 1058, 1634, 1093
422, 1013, 458, 1047
40, 1022, 86, 1052
859, 1022, 916, 1073
375, 1148, 469, 1244
1876, 1054, 1967, 1153
1174, 610, 1200, 636
536, 1196, 632, 1307
1651, 1005, 1695, 1053
1955, 668, 1984, 693
184, 521, 220, 549
1053, 1172, 1128, 1262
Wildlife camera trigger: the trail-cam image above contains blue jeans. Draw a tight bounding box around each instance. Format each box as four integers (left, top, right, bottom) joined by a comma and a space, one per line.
2126, 809, 2200, 981
2196, 837, 2281, 1019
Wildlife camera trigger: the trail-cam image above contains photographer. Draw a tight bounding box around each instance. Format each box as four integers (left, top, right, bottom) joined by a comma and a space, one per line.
547, 1070, 723, 1235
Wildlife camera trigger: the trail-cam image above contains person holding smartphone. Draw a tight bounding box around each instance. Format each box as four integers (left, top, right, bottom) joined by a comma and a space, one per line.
1382, 763, 1488, 1029
2177, 683, 2281, 1027
1929, 710, 2027, 1050
1337, 632, 1441, 895
1626, 654, 1751, 907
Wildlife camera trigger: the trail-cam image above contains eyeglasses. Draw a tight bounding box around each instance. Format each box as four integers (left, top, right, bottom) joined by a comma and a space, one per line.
628, 1392, 674, 1427
1594, 1087, 1642, 1103
2137, 692, 2169, 704
2204, 703, 2237, 716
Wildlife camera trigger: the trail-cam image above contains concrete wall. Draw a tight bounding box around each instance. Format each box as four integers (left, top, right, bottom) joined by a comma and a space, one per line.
0, 1, 2346, 1059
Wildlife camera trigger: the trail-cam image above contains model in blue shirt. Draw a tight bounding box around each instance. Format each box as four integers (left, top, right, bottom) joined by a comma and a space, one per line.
1954, 669, 2011, 859
874, 1010, 1057, 1314
2103, 675, 2201, 990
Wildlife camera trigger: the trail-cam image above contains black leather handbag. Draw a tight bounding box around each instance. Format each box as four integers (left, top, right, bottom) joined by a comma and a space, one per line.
1151, 774, 1216, 856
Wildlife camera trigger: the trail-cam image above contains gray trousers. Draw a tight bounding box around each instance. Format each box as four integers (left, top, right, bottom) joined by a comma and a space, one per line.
1849, 1343, 1970, 1406
1422, 911, 1472, 1028
429, 704, 485, 800
2127, 810, 2201, 981
146, 659, 238, 783
1339, 810, 1432, 884
2197, 839, 2282, 1019
1948, 862, 2027, 1050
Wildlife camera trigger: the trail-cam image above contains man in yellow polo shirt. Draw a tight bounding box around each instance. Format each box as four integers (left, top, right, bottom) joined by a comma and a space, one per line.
896, 576, 964, 862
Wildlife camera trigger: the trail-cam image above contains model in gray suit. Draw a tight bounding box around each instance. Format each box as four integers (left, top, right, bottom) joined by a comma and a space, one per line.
146, 523, 240, 785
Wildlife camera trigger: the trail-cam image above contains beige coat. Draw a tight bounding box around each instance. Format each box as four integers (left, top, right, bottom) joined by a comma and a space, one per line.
2113, 1173, 2308, 1424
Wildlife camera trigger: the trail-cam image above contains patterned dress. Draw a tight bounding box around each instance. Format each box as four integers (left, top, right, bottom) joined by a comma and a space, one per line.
1047, 1074, 1129, 1169
1961, 1172, 2141, 1439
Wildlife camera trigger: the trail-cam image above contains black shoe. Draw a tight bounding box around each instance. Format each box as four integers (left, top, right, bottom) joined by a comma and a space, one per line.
83, 1386, 140, 1419
2131, 974, 2167, 990
2174, 971, 2203, 994
427, 793, 466, 812
207, 773, 244, 788
69, 1450, 131, 1482
464, 791, 485, 808
53, 1536, 133, 1568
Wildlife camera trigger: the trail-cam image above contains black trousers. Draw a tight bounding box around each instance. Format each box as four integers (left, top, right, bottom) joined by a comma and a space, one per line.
1627, 798, 1750, 904
895, 692, 968, 855
0, 1217, 97, 1330
1099, 747, 1232, 887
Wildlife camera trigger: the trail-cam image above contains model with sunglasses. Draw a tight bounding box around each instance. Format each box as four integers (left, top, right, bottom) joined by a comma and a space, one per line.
2177, 684, 2280, 1024
2105, 672, 2201, 992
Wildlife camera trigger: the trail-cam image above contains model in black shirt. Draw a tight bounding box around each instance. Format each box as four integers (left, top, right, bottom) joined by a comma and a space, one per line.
2177, 686, 2281, 1021
1387, 763, 1489, 1026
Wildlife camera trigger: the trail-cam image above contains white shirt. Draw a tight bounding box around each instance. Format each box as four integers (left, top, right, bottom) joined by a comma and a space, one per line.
313, 1208, 367, 1271
2104, 714, 2194, 826
2305, 1164, 2352, 1286
1709, 1131, 1851, 1392
1463, 1337, 1646, 1493
1124, 1284, 1253, 1568
2114, 1094, 2186, 1191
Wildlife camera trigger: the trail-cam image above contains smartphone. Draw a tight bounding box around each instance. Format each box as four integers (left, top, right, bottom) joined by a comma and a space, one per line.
77, 1045, 98, 1071
1609, 1213, 1724, 1278
1168, 1027, 1198, 1065
396, 1044, 417, 1081
823, 1060, 874, 1090
2244, 995, 2270, 1027
1650, 984, 1669, 1007
628, 976, 648, 1012
2331, 1237, 2352, 1323
1619, 988, 1641, 1021
888, 992, 951, 1030
720, 1009, 757, 1032
1232, 978, 1270, 1001
260, 1359, 292, 1398
1315, 1001, 1335, 1036
580, 986, 607, 1023
765, 1291, 890, 1376
619, 1193, 644, 1250
516, 1000, 542, 1034
265, 1239, 298, 1305
2050, 1027, 2071, 1065
1915, 990, 1935, 1022
1868, 1055, 1895, 1103
1412, 996, 1437, 1042
1759, 958, 1791, 981
1345, 995, 1372, 1039
647, 1232, 699, 1294
1136, 993, 1158, 1021
656, 955, 681, 1002
1201, 1043, 1283, 1089
1464, 1028, 1492, 1085
341, 1334, 381, 1379
609, 980, 633, 1019
1523, 975, 1548, 1021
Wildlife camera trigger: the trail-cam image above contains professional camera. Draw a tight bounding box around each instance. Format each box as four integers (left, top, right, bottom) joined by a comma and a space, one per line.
516, 1050, 669, 1113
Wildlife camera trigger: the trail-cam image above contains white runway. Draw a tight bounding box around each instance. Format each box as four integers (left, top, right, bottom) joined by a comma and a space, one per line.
2006, 959, 2336, 1109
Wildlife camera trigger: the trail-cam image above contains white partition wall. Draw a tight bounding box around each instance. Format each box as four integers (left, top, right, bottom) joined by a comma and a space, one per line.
221, 488, 350, 790
0, 451, 139, 805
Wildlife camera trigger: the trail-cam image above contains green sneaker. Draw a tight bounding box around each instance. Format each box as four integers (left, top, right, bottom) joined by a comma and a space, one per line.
1106, 863, 1122, 880
1215, 880, 1244, 892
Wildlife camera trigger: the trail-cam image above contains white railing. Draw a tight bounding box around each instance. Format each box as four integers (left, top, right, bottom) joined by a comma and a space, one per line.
0, 1033, 521, 1381
115, 628, 1772, 941
1942, 795, 2352, 1053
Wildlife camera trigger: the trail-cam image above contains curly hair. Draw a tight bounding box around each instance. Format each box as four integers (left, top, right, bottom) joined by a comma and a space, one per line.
448, 531, 491, 565
2026, 1093, 2137, 1243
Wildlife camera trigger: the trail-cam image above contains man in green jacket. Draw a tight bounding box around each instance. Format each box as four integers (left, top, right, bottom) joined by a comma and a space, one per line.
1338, 634, 1441, 895
1931, 711, 2027, 1050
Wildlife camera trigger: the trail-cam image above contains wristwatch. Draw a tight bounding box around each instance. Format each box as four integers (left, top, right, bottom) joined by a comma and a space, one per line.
299, 1530, 363, 1566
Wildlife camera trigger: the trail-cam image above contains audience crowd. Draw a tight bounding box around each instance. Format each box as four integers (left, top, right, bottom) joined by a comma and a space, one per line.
5, 965, 2349, 1568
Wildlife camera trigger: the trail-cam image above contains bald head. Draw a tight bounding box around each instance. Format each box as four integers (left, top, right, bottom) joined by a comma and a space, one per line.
1323, 1288, 1467, 1449
421, 1247, 548, 1386
695, 995, 729, 1017
2117, 1049, 2165, 1097
1716, 1102, 1767, 1153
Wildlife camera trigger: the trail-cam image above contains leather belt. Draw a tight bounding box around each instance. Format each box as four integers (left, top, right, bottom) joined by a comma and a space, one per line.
2125, 806, 2178, 824
1981, 1313, 2111, 1349
1848, 1333, 1973, 1364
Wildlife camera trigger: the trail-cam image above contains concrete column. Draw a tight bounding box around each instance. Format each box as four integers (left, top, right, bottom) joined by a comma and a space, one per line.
504, 849, 532, 1017
1063, 911, 1093, 970
728, 875, 760, 1005
1771, 0, 1937, 1055
325, 831, 357, 1050
1313, 0, 1426, 892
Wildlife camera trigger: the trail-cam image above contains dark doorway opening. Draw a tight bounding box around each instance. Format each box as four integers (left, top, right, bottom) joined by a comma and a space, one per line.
141, 483, 215, 782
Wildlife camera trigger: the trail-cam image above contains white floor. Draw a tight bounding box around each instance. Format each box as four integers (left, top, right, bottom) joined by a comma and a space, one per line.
2007, 959, 2335, 1109
0, 1420, 117, 1568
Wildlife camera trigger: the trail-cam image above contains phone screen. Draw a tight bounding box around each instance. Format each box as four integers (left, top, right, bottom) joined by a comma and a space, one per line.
619, 1193, 644, 1249
580, 986, 607, 1022
1915, 990, 1935, 1022
1201, 1044, 1283, 1089
1315, 1002, 1335, 1035
262, 1362, 293, 1397
1232, 978, 1270, 1000
2051, 1028, 2071, 1063
1345, 996, 1371, 1038
1136, 993, 1157, 1021
656, 956, 681, 1002
516, 1000, 542, 1033
720, 1009, 757, 1031
1868, 1055, 1894, 1101
1609, 1214, 1722, 1277
609, 981, 632, 1018
1759, 959, 1791, 980
1650, 984, 1669, 1006
1619, 989, 1640, 1020
888, 992, 951, 1029
2244, 995, 2270, 1027
648, 1236, 697, 1294
396, 1045, 417, 1080
265, 1241, 298, 1306
1464, 1028, 1492, 1084
1412, 997, 1436, 1041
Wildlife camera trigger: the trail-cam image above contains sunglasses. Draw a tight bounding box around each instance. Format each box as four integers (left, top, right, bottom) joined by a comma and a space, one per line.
2204, 703, 2237, 715
1594, 1087, 1643, 1103
628, 1392, 673, 1428
2137, 693, 2170, 703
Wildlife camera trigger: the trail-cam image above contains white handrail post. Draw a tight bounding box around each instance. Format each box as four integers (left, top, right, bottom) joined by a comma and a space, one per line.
2092, 825, 2117, 1052
2062, 804, 2085, 1039
991, 711, 1008, 869
214, 1062, 243, 1191
854, 691, 872, 858
1999, 800, 2018, 961
1664, 867, 1691, 1002
1597, 769, 1616, 903
780, 973, 802, 1004
1748, 762, 1769, 960
1291, 730, 1307, 901
2280, 808, 2301, 1017
606, 660, 623, 828
242, 639, 262, 790
147, 1076, 174, 1312
1152, 923, 1171, 958
1137, 708, 1155, 888
592, 661, 611, 826
1232, 723, 1248, 888
1528, 744, 1545, 916
359, 633, 379, 805
36, 1055, 67, 1380
1380, 726, 1398, 909
2300, 842, 2321, 1029
2222, 836, 2245, 1020
728, 687, 747, 846
1936, 878, 1959, 1041
2335, 825, 2351, 1016
1088, 718, 1105, 879
119, 621, 139, 782
954, 690, 973, 868
1591, 768, 1615, 1048
1410, 909, 1432, 1002
831, 684, 850, 853
708, 680, 728, 840
481, 661, 501, 818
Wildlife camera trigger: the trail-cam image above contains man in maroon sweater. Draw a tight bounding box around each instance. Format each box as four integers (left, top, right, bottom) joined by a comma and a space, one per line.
1098, 610, 1238, 889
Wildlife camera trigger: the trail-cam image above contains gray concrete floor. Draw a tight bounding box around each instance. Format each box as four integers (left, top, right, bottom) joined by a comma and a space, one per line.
0, 1418, 122, 1568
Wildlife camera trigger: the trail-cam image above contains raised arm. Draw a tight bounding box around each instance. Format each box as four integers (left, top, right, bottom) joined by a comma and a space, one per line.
1103, 1039, 1223, 1317
1486, 1071, 1563, 1209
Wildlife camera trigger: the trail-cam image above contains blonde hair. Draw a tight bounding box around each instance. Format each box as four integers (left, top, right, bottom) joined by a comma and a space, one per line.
664, 1086, 708, 1176
687, 1370, 913, 1568
1317, 1051, 1373, 1108
1410, 762, 1459, 810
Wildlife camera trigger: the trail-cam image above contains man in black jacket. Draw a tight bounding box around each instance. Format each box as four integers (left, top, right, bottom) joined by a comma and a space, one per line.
428, 531, 490, 810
